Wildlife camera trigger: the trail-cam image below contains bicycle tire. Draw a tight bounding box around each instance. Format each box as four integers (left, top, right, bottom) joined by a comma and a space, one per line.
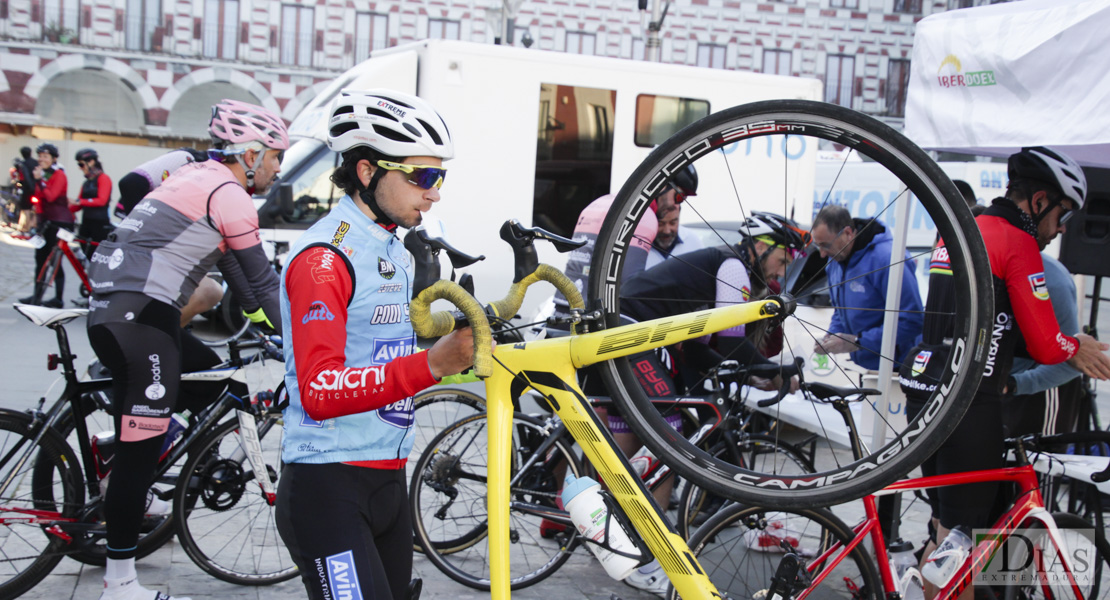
172, 415, 298, 585
671, 503, 882, 600
677, 433, 816, 539
1000, 513, 1102, 600
409, 387, 486, 552
588, 99, 989, 508
410, 387, 486, 473
30, 393, 177, 566
32, 246, 62, 305
0, 410, 85, 600
410, 411, 582, 591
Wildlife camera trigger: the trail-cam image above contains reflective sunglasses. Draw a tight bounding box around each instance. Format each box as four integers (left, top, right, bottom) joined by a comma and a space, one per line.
376, 160, 447, 190
1058, 206, 1076, 226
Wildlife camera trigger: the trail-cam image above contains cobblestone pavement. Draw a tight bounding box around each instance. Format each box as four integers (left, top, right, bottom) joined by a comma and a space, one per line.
0, 229, 1106, 600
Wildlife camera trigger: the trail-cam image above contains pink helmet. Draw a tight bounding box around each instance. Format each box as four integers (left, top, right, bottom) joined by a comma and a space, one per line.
208, 100, 290, 151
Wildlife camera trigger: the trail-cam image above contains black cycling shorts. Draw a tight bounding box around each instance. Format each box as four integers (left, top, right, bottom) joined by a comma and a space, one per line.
276, 463, 412, 600
908, 396, 1004, 530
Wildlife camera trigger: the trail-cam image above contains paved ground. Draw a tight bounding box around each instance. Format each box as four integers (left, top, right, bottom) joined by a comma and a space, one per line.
0, 228, 1106, 600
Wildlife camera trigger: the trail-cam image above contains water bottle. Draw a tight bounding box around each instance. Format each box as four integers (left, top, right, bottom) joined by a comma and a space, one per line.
922, 526, 972, 588
561, 473, 640, 581
158, 412, 190, 459
887, 539, 924, 600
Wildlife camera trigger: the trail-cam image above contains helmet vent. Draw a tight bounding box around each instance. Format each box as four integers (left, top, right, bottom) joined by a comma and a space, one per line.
402, 122, 423, 138
330, 122, 360, 137
417, 119, 443, 146
333, 105, 355, 116
367, 107, 399, 122
373, 124, 415, 143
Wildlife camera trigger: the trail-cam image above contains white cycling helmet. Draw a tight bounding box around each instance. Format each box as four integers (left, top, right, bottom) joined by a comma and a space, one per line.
209, 100, 289, 151
1007, 146, 1087, 210
327, 89, 454, 160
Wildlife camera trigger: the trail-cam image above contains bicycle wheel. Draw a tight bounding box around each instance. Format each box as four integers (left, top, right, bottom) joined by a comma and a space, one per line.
677, 433, 815, 539
588, 99, 990, 508
172, 414, 298, 585
1000, 513, 1101, 600
0, 410, 84, 600
410, 411, 582, 590
31, 393, 178, 566
671, 503, 882, 600
410, 387, 486, 478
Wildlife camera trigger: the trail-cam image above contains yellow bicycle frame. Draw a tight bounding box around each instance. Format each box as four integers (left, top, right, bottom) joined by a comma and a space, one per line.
411, 266, 783, 600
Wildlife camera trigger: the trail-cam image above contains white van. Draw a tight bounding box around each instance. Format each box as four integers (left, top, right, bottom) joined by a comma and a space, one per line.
257, 39, 822, 315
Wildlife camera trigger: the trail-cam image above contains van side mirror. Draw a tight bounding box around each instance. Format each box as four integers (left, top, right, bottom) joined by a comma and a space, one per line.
278, 183, 294, 217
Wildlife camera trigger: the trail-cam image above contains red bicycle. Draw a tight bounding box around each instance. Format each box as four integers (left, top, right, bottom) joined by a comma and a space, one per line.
675, 382, 1109, 600
28, 225, 93, 306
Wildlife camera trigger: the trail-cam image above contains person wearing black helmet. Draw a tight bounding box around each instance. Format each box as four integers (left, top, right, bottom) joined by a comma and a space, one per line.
19, 143, 74, 307
809, 204, 924, 370
905, 146, 1110, 599
71, 148, 113, 260
646, 164, 704, 269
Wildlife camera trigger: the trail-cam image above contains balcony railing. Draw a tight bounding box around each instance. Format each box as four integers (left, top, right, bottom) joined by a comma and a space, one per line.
201, 23, 238, 60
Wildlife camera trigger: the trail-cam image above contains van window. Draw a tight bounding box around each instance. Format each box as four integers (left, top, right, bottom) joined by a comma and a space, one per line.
270, 140, 341, 229
634, 95, 710, 147
534, 83, 616, 238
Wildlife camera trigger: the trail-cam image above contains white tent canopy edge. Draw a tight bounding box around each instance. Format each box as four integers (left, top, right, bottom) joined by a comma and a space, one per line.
904, 0, 1110, 168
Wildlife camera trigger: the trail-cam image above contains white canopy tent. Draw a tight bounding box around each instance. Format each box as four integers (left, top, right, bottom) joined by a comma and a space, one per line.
905, 0, 1110, 168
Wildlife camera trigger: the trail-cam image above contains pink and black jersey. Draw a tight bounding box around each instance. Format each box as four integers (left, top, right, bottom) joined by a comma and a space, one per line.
87, 160, 281, 322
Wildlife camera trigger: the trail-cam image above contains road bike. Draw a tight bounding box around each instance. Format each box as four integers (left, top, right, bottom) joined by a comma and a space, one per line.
676, 379, 1109, 600
0, 303, 296, 598
410, 358, 815, 590
403, 99, 991, 599
26, 225, 93, 306
403, 96, 991, 596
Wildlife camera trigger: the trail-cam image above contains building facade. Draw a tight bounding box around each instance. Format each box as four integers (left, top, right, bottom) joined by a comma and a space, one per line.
0, 0, 1006, 143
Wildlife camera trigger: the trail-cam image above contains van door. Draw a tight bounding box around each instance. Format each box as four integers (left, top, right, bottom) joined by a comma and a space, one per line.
533, 84, 615, 238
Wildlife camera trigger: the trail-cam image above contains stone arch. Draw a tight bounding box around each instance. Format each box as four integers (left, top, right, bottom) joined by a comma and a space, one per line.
30, 55, 154, 134
281, 80, 332, 122
161, 68, 281, 139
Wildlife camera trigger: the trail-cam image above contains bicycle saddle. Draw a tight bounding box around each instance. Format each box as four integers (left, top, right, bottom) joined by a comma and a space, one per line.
12, 303, 88, 327
805, 382, 880, 402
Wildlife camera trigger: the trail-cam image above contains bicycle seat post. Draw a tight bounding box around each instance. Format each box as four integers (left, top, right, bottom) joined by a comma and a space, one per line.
48, 322, 81, 388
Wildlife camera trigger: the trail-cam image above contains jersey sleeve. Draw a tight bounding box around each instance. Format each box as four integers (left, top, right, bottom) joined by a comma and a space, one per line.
1004, 234, 1078, 365
208, 185, 264, 251
286, 247, 438, 421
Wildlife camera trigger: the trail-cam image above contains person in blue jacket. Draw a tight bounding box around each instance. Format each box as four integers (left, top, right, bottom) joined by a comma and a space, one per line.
809, 204, 924, 370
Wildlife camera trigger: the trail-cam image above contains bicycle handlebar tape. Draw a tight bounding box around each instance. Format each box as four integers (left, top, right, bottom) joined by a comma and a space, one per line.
486, 264, 585, 333
409, 280, 493, 378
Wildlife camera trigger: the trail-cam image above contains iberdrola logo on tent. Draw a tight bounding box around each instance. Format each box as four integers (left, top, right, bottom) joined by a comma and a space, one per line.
937, 55, 997, 88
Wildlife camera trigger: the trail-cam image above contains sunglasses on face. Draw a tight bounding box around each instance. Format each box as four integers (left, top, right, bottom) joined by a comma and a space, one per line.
1058, 207, 1075, 226
376, 160, 447, 190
